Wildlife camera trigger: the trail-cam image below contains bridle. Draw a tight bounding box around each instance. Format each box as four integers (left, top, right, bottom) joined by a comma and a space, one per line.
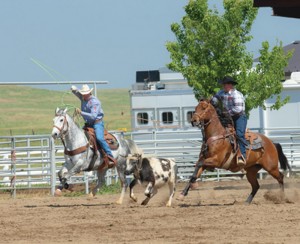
53, 114, 89, 157
192, 111, 213, 129
53, 114, 69, 138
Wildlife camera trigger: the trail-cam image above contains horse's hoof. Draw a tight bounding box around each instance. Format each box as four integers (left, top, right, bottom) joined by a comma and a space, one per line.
177, 194, 185, 201
141, 201, 147, 205
54, 189, 62, 197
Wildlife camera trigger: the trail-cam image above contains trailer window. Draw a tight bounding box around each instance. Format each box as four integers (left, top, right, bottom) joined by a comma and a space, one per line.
137, 112, 149, 125
187, 111, 195, 123
162, 112, 173, 124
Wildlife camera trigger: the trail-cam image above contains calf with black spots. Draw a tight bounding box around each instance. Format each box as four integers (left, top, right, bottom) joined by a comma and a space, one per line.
124, 154, 177, 207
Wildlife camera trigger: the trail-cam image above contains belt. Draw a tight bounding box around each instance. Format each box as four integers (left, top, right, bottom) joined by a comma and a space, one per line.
232, 112, 245, 120
85, 119, 102, 127
94, 119, 102, 124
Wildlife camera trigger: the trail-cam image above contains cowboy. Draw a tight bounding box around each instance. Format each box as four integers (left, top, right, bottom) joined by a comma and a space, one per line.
71, 84, 116, 166
212, 76, 247, 167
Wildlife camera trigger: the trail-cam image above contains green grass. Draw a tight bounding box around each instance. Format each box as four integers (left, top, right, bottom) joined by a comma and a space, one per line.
0, 85, 131, 136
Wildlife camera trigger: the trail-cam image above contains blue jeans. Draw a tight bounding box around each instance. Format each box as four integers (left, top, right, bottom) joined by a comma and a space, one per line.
93, 121, 113, 157
233, 114, 247, 159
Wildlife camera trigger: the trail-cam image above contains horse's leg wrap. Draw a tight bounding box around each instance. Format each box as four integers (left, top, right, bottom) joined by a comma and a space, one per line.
181, 162, 203, 196
61, 178, 69, 189
192, 161, 203, 178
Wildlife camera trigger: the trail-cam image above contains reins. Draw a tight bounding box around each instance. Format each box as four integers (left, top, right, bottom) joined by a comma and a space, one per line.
53, 114, 89, 157
193, 103, 234, 152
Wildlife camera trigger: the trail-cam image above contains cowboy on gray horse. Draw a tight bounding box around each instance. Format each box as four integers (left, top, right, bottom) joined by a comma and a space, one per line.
71, 84, 116, 166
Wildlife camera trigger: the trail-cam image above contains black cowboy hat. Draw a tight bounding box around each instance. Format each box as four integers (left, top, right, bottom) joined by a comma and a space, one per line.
218, 76, 238, 85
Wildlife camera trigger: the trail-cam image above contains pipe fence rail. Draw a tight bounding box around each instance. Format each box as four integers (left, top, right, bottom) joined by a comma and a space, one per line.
1, 128, 300, 198
0, 135, 117, 198
128, 129, 300, 181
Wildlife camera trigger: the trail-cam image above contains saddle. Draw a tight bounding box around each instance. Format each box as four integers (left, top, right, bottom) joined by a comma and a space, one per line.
222, 129, 263, 170
83, 127, 119, 169
104, 130, 119, 150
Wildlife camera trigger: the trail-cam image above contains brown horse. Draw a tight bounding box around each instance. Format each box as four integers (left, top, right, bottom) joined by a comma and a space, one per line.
180, 99, 290, 204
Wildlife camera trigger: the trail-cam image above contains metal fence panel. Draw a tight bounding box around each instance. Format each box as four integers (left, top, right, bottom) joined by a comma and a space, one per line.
1, 129, 300, 197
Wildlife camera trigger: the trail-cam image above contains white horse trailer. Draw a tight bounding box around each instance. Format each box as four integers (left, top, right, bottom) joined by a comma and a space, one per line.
130, 69, 198, 135
130, 69, 300, 133
129, 68, 300, 169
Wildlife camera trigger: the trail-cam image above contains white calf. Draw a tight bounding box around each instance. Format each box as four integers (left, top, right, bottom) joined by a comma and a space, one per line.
124, 154, 177, 207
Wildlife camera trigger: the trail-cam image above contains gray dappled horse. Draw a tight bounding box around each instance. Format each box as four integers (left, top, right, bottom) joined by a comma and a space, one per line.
51, 108, 142, 204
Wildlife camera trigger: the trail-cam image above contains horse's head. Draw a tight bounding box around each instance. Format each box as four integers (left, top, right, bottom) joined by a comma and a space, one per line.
51, 108, 69, 139
191, 100, 215, 127
124, 153, 143, 175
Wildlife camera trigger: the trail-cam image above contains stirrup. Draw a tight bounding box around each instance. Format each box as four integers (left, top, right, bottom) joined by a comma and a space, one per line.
237, 156, 246, 167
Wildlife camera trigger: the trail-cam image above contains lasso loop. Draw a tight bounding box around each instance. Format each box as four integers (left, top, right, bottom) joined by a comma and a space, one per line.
30, 57, 73, 108
72, 108, 84, 129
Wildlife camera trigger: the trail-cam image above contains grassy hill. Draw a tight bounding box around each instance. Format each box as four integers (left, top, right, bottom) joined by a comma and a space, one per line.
0, 85, 131, 136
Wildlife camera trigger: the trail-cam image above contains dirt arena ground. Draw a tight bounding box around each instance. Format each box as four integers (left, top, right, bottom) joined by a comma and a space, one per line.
1, 177, 300, 244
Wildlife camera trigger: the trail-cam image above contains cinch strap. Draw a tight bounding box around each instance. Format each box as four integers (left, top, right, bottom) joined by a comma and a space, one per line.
64, 144, 89, 156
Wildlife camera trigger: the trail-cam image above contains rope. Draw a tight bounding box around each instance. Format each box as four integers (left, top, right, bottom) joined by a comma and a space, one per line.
72, 109, 84, 129
30, 57, 76, 111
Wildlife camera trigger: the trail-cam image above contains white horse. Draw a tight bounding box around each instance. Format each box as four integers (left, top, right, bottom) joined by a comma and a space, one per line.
51, 108, 142, 204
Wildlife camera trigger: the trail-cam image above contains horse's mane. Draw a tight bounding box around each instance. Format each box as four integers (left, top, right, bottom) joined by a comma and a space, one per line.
210, 98, 234, 128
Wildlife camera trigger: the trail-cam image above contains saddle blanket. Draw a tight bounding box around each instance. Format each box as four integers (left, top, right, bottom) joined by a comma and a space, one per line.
245, 131, 263, 150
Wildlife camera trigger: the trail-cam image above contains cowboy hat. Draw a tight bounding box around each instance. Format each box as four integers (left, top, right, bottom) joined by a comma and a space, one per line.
79, 84, 94, 95
218, 76, 238, 85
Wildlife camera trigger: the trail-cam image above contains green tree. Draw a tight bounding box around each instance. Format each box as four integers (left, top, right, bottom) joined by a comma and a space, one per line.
166, 0, 292, 114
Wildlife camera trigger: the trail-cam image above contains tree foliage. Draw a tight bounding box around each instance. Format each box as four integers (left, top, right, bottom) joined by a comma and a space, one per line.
166, 0, 292, 114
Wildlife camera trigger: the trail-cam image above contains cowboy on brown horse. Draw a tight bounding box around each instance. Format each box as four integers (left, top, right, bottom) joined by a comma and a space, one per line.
179, 98, 290, 204
211, 76, 247, 167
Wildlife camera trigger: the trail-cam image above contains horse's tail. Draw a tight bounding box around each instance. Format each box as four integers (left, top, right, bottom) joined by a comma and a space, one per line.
273, 142, 291, 171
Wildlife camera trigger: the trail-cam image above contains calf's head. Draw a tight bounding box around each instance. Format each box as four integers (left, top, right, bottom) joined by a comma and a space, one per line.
124, 153, 142, 175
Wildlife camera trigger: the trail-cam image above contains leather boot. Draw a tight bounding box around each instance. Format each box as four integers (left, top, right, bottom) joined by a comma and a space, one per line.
107, 155, 117, 168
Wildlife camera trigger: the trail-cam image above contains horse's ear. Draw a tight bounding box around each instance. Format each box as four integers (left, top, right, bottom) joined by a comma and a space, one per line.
63, 108, 68, 114
55, 108, 59, 114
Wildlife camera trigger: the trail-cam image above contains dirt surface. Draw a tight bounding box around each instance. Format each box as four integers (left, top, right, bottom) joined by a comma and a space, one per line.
1, 177, 300, 244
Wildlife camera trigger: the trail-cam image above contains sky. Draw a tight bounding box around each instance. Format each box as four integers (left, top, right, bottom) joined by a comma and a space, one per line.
1, 0, 300, 90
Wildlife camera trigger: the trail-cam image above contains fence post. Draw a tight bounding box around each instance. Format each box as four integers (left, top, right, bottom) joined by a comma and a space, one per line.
84, 172, 89, 194
10, 144, 16, 198
27, 137, 32, 188
50, 137, 56, 196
